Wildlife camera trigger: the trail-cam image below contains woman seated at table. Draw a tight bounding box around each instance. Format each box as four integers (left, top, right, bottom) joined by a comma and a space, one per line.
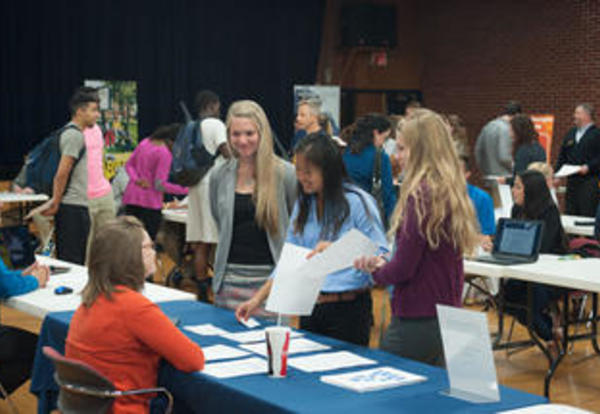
503, 170, 569, 342
209, 100, 297, 316
354, 109, 480, 366
65, 216, 204, 414
236, 133, 388, 346
0, 255, 48, 397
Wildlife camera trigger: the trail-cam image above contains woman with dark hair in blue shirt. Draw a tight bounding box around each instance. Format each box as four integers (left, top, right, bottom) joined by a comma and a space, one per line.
342, 114, 397, 226
236, 133, 388, 345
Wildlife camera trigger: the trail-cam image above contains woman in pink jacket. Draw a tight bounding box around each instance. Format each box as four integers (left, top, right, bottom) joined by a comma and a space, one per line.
122, 124, 188, 239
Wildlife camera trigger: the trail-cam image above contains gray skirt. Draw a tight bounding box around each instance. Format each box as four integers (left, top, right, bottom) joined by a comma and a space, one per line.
214, 263, 274, 318
380, 316, 445, 367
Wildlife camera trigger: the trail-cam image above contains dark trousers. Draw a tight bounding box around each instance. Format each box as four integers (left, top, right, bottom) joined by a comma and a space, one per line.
55, 203, 90, 265
124, 205, 163, 240
300, 290, 372, 346
503, 280, 563, 341
566, 176, 599, 217
0, 326, 38, 396
380, 317, 445, 367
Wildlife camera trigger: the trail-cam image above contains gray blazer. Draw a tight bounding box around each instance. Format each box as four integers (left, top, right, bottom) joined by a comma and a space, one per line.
209, 158, 297, 293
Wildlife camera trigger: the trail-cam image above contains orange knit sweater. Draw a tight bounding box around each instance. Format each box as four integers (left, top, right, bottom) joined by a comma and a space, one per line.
66, 286, 204, 413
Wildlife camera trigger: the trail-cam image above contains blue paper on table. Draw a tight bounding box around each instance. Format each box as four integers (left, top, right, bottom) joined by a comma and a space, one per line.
321, 366, 427, 393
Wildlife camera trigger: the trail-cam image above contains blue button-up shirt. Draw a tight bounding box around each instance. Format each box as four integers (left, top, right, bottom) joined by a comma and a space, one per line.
274, 185, 388, 292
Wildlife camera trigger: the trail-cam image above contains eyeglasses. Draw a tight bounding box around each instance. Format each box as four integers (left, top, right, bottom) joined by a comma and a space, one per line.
142, 242, 156, 251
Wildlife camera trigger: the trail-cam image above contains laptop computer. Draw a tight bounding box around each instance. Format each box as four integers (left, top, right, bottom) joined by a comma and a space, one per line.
0, 225, 37, 269
475, 218, 544, 266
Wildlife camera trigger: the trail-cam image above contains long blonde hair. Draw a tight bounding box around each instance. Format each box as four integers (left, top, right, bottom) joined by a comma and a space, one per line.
388, 109, 479, 254
226, 100, 283, 236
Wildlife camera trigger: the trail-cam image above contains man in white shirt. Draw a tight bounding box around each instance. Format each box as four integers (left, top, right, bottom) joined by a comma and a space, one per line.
186, 91, 230, 283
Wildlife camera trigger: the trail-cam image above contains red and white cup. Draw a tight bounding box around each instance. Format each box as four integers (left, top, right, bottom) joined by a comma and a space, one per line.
265, 326, 290, 378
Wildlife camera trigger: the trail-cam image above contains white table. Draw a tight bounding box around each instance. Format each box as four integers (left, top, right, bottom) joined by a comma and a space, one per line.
5, 256, 196, 319
162, 208, 188, 224
0, 192, 49, 203
464, 255, 600, 397
561, 215, 595, 237
465, 255, 600, 292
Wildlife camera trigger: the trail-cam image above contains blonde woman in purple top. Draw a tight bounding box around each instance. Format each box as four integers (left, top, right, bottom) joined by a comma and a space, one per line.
122, 124, 188, 239
355, 109, 479, 366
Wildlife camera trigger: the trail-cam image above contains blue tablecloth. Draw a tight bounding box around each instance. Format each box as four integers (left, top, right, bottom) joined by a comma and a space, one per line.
31, 300, 546, 413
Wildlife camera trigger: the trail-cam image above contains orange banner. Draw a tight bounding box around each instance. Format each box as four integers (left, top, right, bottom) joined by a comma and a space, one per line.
530, 114, 554, 161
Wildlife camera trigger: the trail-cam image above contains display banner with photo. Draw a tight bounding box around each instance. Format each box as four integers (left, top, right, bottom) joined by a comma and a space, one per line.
531, 114, 554, 161
84, 80, 138, 179
293, 85, 341, 135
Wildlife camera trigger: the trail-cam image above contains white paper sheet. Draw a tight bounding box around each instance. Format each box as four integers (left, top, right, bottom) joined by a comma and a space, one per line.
240, 337, 331, 356
265, 242, 321, 315
202, 357, 266, 379
239, 317, 260, 329
554, 164, 582, 178
497, 184, 513, 219
184, 324, 229, 336
201, 344, 251, 361
222, 329, 303, 344
320, 366, 427, 392
437, 304, 500, 403
299, 229, 379, 279
288, 351, 376, 373
498, 404, 593, 414
483, 175, 506, 181
265, 230, 379, 315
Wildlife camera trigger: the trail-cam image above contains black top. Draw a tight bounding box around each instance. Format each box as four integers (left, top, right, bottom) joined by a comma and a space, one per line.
227, 193, 274, 265
555, 125, 600, 177
511, 204, 568, 255
514, 142, 546, 175
507, 142, 547, 186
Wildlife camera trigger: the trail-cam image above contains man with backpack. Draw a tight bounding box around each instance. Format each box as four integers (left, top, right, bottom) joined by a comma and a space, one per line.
30, 87, 100, 264
184, 90, 231, 284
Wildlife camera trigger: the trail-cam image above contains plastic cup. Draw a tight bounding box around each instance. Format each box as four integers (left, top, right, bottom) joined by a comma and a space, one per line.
265, 326, 290, 378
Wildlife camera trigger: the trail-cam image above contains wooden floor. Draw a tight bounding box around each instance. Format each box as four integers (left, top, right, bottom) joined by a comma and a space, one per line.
2, 266, 600, 412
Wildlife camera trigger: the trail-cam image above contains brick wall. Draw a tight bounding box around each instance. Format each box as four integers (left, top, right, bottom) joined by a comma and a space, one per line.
418, 0, 600, 167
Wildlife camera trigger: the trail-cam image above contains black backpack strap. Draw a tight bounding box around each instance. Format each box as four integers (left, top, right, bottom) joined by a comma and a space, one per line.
57, 124, 87, 195
57, 124, 86, 163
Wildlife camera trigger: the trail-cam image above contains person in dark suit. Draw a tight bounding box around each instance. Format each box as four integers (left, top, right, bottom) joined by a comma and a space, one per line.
555, 103, 600, 217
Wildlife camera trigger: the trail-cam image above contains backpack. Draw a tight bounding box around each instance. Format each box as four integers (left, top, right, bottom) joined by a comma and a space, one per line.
371, 147, 388, 229
569, 237, 600, 258
25, 124, 84, 196
169, 120, 214, 187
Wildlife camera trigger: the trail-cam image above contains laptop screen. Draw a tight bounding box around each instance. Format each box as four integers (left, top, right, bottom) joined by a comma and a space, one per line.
494, 219, 543, 258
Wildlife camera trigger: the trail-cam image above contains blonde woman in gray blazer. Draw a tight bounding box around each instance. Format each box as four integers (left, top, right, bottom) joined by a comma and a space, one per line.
209, 100, 296, 315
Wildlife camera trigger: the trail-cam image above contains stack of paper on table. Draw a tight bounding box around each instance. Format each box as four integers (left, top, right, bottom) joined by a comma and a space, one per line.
240, 337, 330, 356
321, 367, 427, 392
498, 404, 593, 414
288, 351, 376, 372
184, 324, 229, 336
201, 344, 250, 361
222, 329, 303, 344
202, 357, 267, 379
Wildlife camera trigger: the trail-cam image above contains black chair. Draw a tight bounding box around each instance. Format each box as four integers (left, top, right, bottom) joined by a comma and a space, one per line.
43, 346, 173, 414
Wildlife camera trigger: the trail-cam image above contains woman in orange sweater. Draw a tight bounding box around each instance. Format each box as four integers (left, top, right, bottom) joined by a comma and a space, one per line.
65, 216, 204, 413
